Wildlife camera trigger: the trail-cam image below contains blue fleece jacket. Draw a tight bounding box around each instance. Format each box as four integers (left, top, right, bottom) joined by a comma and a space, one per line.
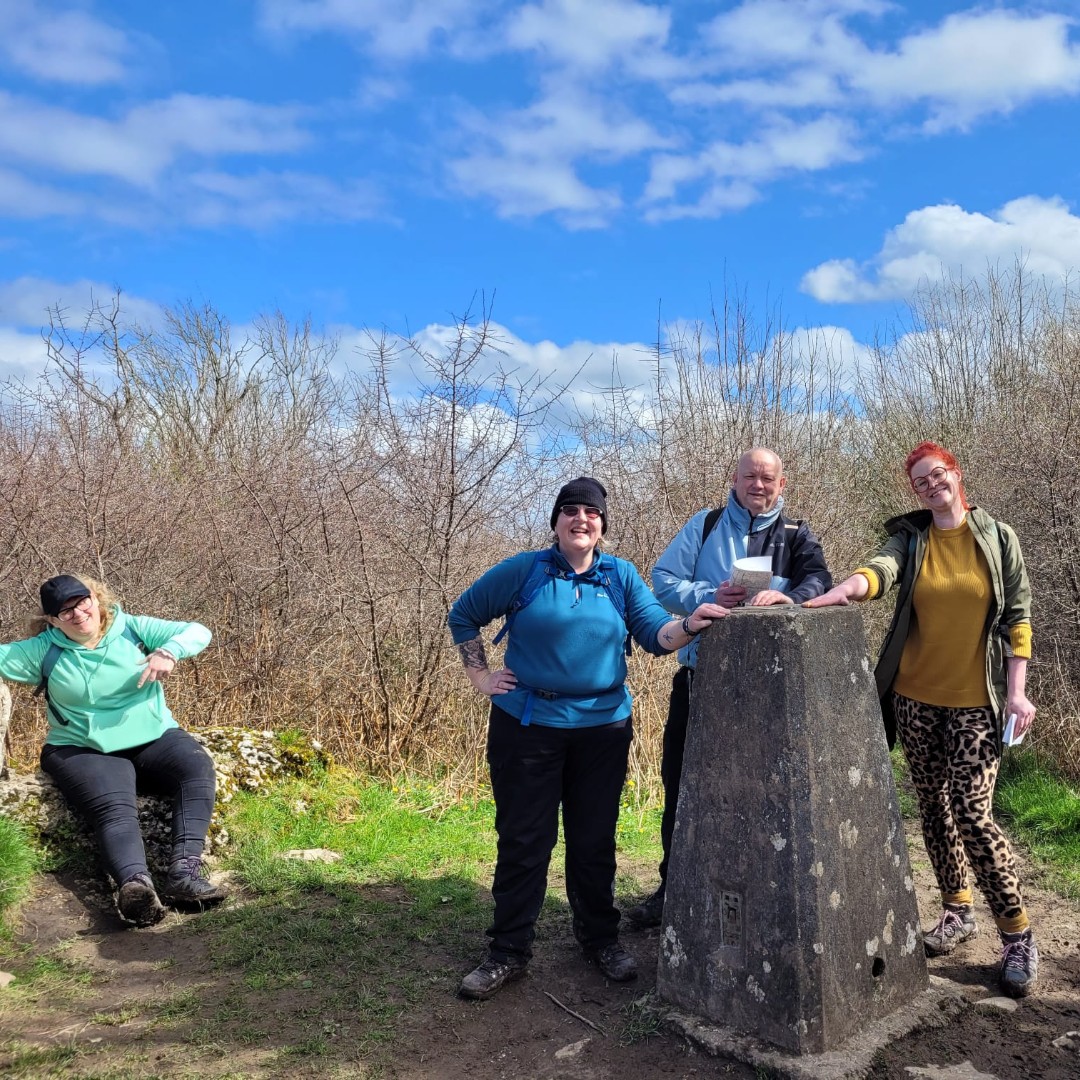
448, 545, 673, 728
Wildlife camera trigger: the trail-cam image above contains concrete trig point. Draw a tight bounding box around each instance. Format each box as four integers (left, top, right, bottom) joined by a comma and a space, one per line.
656, 607, 938, 1066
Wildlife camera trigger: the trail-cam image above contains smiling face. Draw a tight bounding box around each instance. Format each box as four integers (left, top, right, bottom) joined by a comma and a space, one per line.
49, 591, 103, 644
554, 503, 603, 563
909, 456, 962, 514
732, 449, 785, 516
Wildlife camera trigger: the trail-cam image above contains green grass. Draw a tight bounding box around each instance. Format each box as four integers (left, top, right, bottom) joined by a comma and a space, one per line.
889, 748, 918, 820
0, 1041, 79, 1078
0, 815, 39, 932
996, 749, 1080, 897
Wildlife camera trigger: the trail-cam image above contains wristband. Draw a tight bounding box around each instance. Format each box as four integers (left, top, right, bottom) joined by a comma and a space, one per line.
682, 616, 701, 637
154, 648, 177, 663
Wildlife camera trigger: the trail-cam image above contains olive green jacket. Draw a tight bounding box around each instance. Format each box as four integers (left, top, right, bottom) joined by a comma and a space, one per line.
860, 507, 1032, 747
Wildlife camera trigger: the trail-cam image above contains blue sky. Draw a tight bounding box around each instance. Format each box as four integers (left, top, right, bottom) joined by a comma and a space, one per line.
3, 0, 1080, 394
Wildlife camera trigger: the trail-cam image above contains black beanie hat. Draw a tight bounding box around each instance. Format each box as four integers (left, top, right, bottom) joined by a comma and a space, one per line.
40, 574, 91, 616
550, 476, 609, 533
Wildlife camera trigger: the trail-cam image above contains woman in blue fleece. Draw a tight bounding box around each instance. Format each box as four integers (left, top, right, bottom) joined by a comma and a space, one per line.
449, 477, 727, 999
0, 574, 226, 927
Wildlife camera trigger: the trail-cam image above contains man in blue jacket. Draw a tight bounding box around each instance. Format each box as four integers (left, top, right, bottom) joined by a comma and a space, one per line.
628, 448, 832, 927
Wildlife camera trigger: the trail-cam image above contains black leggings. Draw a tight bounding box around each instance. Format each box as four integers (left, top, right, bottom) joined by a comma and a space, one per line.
40, 727, 216, 886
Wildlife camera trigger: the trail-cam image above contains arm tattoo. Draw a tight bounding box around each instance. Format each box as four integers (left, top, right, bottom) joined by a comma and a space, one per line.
458, 637, 488, 671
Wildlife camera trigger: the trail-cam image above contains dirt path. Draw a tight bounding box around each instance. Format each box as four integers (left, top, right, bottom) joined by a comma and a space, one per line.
1, 835, 1079, 1079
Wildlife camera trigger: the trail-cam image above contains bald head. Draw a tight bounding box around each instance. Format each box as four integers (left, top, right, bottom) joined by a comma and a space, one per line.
732, 447, 785, 515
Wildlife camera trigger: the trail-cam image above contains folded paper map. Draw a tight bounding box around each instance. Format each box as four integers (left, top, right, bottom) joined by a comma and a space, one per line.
731, 556, 773, 600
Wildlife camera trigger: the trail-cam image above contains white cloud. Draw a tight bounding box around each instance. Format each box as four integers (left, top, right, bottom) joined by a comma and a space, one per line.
699, 3, 1080, 126
0, 167, 86, 219
643, 115, 862, 221
0, 327, 50, 379
506, 0, 671, 73
335, 316, 656, 413
0, 277, 165, 381
0, 93, 310, 187
801, 196, 1080, 303
0, 277, 162, 331
853, 11, 1080, 128
257, 0, 485, 58
0, 1, 132, 85
450, 154, 621, 226
449, 87, 670, 223
776, 324, 872, 389
185, 171, 384, 228
702, 0, 882, 71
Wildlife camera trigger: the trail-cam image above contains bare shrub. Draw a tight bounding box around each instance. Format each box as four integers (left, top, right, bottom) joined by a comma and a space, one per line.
2, 273, 1077, 790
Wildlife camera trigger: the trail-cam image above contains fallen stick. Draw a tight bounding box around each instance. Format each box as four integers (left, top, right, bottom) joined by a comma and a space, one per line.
543, 991, 607, 1036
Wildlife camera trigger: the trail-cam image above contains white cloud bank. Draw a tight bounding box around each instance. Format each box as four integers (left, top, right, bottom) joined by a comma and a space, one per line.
801, 196, 1080, 303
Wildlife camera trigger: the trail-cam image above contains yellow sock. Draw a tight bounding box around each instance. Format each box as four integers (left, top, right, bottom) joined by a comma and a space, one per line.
995, 911, 1030, 935
942, 888, 973, 907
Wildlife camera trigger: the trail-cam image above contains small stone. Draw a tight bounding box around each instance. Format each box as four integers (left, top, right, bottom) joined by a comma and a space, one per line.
0, 971, 15, 989
554, 1038, 590, 1060
280, 848, 342, 862
1052, 1031, 1080, 1053
972, 996, 1019, 1013
905, 1063, 999, 1079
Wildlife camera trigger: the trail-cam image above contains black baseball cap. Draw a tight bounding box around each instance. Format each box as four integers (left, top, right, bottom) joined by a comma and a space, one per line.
40, 575, 91, 617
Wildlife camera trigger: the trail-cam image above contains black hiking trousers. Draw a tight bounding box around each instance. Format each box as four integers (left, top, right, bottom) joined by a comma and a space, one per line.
484, 703, 633, 963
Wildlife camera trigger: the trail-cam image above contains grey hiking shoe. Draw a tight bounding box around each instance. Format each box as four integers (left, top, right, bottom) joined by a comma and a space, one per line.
459, 956, 528, 1000
999, 928, 1039, 997
626, 886, 665, 928
159, 856, 228, 909
923, 904, 978, 957
585, 941, 637, 982
117, 873, 166, 927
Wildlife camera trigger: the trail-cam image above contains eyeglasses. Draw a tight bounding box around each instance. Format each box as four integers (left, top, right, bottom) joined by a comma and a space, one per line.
56, 596, 93, 622
911, 466, 950, 494
559, 504, 602, 520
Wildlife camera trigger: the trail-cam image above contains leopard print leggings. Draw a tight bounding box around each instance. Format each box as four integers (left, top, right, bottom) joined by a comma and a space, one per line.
892, 693, 1024, 922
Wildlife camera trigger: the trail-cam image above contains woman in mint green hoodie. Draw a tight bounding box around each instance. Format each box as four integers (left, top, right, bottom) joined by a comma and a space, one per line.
0, 574, 226, 927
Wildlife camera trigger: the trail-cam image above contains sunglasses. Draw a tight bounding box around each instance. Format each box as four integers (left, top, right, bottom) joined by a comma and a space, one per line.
559, 504, 602, 520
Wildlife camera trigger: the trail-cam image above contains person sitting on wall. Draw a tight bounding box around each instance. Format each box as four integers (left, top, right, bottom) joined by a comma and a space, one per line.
627, 447, 832, 928
0, 574, 227, 926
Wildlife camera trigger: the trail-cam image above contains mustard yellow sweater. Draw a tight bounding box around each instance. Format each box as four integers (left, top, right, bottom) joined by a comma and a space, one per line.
857, 520, 1032, 708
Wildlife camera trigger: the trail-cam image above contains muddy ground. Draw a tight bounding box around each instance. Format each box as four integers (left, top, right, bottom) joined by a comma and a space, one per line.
1, 831, 1079, 1080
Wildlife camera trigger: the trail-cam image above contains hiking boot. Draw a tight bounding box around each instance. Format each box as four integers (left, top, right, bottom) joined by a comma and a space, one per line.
458, 956, 528, 1000
585, 941, 637, 982
117, 873, 166, 927
159, 856, 228, 909
999, 928, 1039, 998
923, 904, 978, 957
626, 886, 665, 928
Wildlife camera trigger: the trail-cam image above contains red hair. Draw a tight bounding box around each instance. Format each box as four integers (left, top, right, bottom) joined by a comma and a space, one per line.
904, 441, 970, 509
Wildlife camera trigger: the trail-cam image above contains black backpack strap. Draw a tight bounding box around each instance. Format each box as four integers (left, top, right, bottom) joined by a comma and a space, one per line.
702, 507, 723, 543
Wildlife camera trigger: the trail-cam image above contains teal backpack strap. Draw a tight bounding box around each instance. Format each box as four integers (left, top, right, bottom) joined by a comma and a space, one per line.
597, 554, 633, 656
492, 550, 567, 647
33, 625, 148, 727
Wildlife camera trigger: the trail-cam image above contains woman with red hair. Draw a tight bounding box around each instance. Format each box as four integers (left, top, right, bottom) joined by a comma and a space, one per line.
806, 442, 1038, 997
